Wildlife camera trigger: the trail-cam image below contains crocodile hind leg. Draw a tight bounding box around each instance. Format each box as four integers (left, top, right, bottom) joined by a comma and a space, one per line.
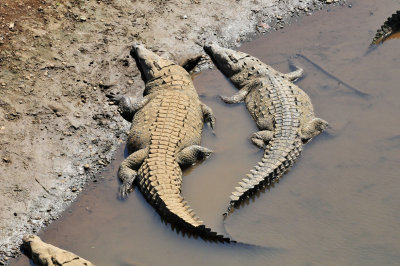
220, 86, 251, 104
283, 65, 303, 81
118, 148, 148, 198
201, 103, 216, 129
107, 94, 149, 122
250, 130, 274, 149
177, 145, 213, 166
300, 118, 329, 143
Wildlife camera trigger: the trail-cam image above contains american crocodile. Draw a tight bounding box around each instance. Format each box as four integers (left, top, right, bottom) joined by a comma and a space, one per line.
108, 44, 230, 242
204, 43, 328, 215
371, 10, 400, 46
22, 235, 95, 266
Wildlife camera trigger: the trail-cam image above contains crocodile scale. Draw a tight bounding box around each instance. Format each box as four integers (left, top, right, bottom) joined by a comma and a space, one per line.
371, 10, 400, 46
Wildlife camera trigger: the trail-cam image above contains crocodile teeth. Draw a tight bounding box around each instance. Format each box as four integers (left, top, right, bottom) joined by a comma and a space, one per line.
235, 187, 247, 193
230, 195, 240, 201
232, 191, 243, 197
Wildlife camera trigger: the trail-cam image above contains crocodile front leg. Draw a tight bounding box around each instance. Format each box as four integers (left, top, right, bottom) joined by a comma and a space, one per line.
118, 148, 148, 198
107, 94, 149, 122
201, 103, 216, 129
177, 145, 213, 166
250, 130, 274, 149
300, 117, 329, 143
283, 65, 303, 81
220, 86, 250, 104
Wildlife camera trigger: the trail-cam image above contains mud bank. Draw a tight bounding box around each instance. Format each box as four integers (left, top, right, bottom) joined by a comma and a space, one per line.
0, 0, 346, 262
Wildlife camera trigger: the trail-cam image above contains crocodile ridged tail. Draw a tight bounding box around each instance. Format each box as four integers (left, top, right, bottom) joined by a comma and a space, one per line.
371, 10, 400, 46
225, 138, 302, 216
137, 159, 232, 243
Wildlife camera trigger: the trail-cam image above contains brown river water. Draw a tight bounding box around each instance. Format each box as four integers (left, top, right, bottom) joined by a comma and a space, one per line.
13, 0, 400, 265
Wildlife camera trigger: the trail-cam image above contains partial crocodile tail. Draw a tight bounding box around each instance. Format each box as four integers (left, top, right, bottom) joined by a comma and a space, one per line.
371, 10, 400, 46
225, 138, 303, 216
137, 160, 232, 243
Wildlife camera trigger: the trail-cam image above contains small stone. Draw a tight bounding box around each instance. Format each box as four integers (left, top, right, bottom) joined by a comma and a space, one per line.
83, 164, 90, 170
127, 80, 134, 85
71, 187, 78, 192
183, 15, 188, 19
326, 0, 332, 3
3, 157, 10, 163
79, 16, 87, 22
1, 83, 6, 86
276, 15, 283, 20
9, 22, 14, 29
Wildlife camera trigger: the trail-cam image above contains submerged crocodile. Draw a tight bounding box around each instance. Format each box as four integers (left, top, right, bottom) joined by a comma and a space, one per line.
108, 44, 230, 241
371, 10, 400, 46
204, 43, 328, 215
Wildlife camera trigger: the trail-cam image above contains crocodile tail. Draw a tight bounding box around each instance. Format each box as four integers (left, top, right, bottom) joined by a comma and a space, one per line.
371, 10, 400, 46
137, 160, 232, 243
225, 138, 303, 216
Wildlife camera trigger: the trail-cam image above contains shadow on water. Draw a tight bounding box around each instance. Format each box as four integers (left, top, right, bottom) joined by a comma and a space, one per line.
13, 0, 400, 265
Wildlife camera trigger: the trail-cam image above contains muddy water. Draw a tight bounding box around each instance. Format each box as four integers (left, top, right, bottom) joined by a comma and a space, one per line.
13, 0, 400, 265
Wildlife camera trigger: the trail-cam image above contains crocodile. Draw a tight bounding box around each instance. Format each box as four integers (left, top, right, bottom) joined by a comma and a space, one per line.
204, 43, 328, 215
108, 43, 230, 242
22, 235, 95, 266
370, 10, 400, 46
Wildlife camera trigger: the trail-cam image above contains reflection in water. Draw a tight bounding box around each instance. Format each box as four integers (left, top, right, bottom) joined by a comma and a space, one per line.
13, 0, 400, 265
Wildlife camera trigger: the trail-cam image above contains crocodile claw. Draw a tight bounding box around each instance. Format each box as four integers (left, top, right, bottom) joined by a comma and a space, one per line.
118, 181, 133, 200
106, 93, 124, 104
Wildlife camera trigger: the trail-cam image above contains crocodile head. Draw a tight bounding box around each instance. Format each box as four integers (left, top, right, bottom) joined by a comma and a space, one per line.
204, 42, 248, 78
131, 43, 176, 82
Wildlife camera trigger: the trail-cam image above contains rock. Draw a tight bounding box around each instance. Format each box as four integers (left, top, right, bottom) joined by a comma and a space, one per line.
83, 164, 90, 170
22, 235, 95, 266
79, 16, 87, 22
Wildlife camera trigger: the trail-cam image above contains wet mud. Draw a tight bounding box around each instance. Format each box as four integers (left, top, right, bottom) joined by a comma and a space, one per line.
11, 0, 400, 265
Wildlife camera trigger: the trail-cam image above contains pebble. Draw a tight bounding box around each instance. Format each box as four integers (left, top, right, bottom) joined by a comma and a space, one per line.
79, 16, 87, 22
71, 187, 78, 192
83, 164, 90, 170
